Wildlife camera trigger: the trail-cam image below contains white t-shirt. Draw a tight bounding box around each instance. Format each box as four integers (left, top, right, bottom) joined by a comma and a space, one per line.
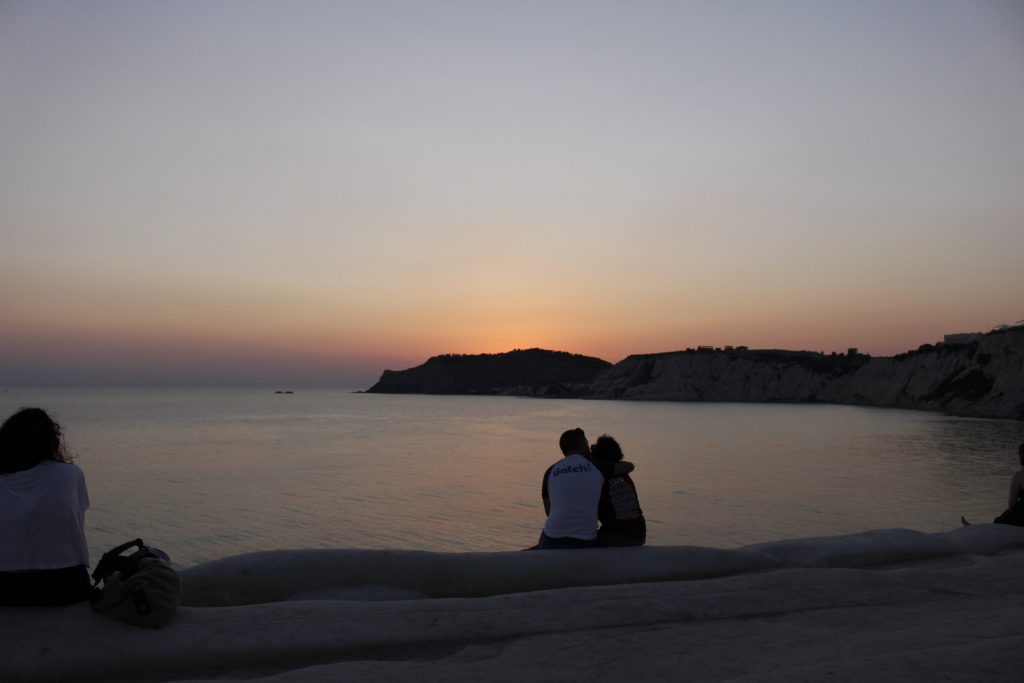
0, 460, 90, 571
542, 452, 605, 540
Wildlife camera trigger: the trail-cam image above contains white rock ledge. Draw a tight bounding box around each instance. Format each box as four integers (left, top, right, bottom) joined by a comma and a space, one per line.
179, 544, 781, 606
3, 526, 1024, 682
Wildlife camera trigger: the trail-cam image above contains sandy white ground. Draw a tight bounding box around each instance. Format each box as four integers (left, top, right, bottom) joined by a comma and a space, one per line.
3, 525, 1023, 682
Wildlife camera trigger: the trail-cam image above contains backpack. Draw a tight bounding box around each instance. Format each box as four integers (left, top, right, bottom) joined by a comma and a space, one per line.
90, 538, 181, 628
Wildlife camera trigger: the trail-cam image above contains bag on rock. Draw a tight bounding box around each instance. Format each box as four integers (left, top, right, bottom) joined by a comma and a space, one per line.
90, 538, 181, 628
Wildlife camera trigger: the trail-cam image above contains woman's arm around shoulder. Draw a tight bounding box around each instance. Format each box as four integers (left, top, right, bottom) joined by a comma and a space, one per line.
613, 461, 635, 476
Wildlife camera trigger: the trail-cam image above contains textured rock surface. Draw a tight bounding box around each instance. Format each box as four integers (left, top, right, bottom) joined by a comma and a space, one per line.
586, 348, 864, 403
179, 545, 781, 606
592, 326, 1023, 419
3, 527, 1024, 682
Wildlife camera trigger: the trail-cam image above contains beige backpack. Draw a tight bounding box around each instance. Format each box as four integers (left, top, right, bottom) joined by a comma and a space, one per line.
90, 539, 181, 629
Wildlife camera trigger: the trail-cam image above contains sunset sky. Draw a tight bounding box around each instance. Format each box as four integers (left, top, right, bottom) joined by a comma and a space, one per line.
2, 1, 1022, 387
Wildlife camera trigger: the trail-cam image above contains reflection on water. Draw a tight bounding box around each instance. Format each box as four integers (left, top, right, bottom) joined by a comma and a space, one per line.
2, 387, 1022, 565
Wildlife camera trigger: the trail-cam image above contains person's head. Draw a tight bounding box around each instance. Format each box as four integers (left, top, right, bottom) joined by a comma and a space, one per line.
0, 408, 71, 475
590, 435, 624, 463
559, 427, 589, 456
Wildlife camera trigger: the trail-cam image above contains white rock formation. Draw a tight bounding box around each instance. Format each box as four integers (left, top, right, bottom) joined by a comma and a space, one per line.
3, 526, 1024, 682
179, 545, 779, 606
589, 326, 1024, 419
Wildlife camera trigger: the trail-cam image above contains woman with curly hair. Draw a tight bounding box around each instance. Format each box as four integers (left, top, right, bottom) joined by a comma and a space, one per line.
0, 408, 91, 606
590, 435, 646, 547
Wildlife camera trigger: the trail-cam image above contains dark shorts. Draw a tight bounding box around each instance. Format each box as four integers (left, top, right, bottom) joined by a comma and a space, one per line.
537, 531, 598, 549
597, 531, 646, 547
0, 565, 91, 607
597, 518, 647, 547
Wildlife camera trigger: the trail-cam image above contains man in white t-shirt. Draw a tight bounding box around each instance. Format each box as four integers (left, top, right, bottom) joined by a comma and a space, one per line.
537, 428, 606, 549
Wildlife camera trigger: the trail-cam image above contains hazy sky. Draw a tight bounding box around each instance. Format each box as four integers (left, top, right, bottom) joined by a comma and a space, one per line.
2, 0, 1022, 386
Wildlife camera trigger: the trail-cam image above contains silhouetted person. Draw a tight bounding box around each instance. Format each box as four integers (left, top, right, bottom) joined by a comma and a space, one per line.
993, 443, 1024, 526
591, 435, 646, 546
0, 408, 91, 606
536, 428, 604, 549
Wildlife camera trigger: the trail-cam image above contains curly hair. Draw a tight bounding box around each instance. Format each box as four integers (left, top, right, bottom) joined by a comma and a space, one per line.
0, 408, 73, 474
590, 434, 624, 463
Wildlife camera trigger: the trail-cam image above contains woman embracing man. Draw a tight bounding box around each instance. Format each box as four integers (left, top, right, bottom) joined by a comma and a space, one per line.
535, 427, 646, 550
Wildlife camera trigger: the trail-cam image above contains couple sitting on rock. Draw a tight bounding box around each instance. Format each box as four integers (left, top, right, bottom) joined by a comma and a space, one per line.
535, 428, 646, 549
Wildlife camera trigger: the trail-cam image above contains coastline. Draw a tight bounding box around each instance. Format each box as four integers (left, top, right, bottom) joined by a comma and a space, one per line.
4, 525, 1024, 682
367, 326, 1024, 421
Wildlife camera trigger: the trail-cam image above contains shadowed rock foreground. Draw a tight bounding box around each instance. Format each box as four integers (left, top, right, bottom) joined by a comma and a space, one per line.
4, 525, 1024, 682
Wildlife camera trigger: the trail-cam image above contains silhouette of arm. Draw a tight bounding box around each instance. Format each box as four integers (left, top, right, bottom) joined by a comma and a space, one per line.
614, 461, 635, 476
542, 466, 552, 516
1010, 470, 1024, 508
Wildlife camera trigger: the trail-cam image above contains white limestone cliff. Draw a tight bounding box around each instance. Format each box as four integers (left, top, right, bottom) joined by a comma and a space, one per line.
589, 326, 1023, 420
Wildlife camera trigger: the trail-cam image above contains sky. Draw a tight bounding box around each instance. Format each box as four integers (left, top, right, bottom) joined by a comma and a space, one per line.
1, 0, 1022, 387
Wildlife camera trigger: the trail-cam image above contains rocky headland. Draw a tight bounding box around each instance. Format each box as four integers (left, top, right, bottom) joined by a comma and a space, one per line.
367, 348, 611, 397
367, 325, 1024, 420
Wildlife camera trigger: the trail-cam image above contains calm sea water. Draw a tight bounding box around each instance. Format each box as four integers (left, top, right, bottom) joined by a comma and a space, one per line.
2, 387, 1022, 567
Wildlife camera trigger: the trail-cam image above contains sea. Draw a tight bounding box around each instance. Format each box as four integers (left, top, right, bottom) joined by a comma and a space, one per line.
2, 386, 1022, 567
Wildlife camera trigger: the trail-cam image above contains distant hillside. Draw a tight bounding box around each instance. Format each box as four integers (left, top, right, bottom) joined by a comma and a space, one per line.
365, 327, 1024, 420
365, 348, 612, 396
587, 348, 872, 403
591, 326, 1023, 420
